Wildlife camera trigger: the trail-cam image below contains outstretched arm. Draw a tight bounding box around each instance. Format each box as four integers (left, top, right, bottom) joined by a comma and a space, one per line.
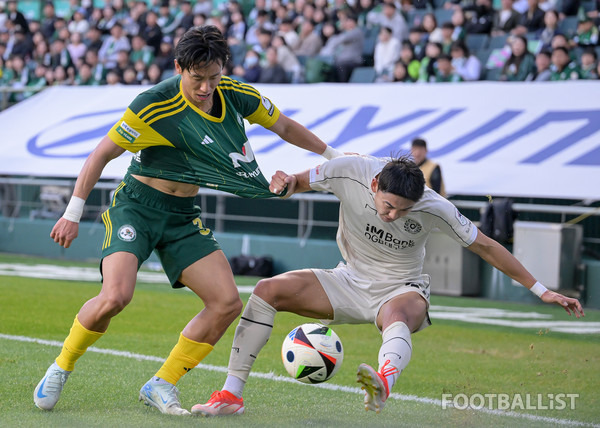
267, 113, 342, 159
468, 229, 585, 318
50, 135, 125, 248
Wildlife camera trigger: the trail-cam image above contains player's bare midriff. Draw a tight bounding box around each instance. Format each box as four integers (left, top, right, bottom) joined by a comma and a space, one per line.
131, 174, 200, 197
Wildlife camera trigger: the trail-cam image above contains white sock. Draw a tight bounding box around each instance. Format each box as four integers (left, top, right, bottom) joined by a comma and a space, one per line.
224, 293, 276, 397
378, 321, 412, 392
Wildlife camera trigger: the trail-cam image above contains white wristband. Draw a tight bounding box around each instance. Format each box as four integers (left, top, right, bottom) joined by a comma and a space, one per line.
321, 145, 343, 160
530, 281, 548, 298
62, 196, 85, 223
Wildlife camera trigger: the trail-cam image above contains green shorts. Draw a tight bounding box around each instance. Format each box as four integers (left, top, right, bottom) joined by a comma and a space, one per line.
100, 174, 221, 288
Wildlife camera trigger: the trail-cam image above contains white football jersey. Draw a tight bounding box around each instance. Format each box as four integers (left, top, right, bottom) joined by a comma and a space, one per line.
309, 155, 478, 283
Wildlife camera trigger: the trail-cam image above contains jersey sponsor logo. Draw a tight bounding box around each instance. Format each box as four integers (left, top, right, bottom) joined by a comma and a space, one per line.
229, 141, 256, 167
201, 135, 214, 145
236, 166, 261, 179
365, 224, 415, 250
115, 121, 140, 143
261, 96, 275, 116
403, 219, 422, 234
455, 208, 468, 226
117, 224, 136, 242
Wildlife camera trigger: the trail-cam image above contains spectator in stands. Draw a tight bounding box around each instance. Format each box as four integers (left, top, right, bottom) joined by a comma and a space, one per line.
53, 64, 72, 85
68, 8, 90, 35
450, 40, 482, 80
74, 62, 100, 86
579, 47, 598, 78
537, 10, 561, 50
5, 54, 28, 101
527, 49, 552, 80
408, 26, 426, 59
122, 66, 139, 84
392, 59, 412, 82
434, 53, 463, 81
573, 16, 599, 47
294, 19, 323, 57
141, 62, 162, 85
84, 48, 105, 84
463, 0, 495, 35
226, 9, 247, 45
400, 41, 421, 80
421, 13, 443, 44
418, 41, 442, 82
234, 48, 262, 82
113, 48, 132, 80
193, 0, 213, 17
367, 1, 409, 42
157, 2, 175, 36
40, 1, 58, 40
374, 26, 401, 82
246, 10, 275, 48
84, 26, 103, 52
97, 5, 118, 35
32, 38, 51, 68
411, 137, 446, 196
450, 8, 467, 41
6, 0, 28, 34
130, 34, 154, 68
104, 69, 121, 85
98, 22, 130, 70
271, 34, 302, 83
322, 13, 365, 82
25, 63, 48, 97
550, 45, 581, 79
49, 37, 73, 71
67, 31, 87, 66
500, 35, 535, 80
513, 0, 545, 35
154, 36, 175, 73
557, 0, 582, 19
492, 0, 521, 36
278, 17, 300, 50
8, 27, 33, 59
258, 45, 289, 83
142, 10, 163, 56
255, 27, 273, 55
440, 22, 456, 53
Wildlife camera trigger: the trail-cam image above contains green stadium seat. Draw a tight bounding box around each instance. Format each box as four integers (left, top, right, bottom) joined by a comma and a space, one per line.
348, 67, 377, 83
489, 34, 509, 50
466, 34, 489, 53
558, 16, 579, 38
434, 9, 454, 25
483, 67, 502, 81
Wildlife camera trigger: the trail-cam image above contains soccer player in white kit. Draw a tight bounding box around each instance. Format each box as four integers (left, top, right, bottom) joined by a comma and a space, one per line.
192, 154, 584, 416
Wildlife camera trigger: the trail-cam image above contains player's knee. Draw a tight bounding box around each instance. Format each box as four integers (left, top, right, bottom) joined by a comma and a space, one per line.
98, 292, 132, 315
211, 294, 243, 322
253, 277, 280, 305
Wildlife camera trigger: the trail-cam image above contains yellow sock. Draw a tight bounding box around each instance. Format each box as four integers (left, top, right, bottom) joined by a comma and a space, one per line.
155, 334, 213, 385
55, 316, 104, 371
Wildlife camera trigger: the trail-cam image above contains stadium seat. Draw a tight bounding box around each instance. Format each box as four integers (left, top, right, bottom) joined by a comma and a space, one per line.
558, 16, 579, 38
475, 47, 492, 66
466, 34, 489, 53
483, 67, 502, 81
406, 9, 429, 27
348, 67, 377, 83
581, 0, 597, 12
488, 34, 509, 50
362, 26, 379, 67
432, 0, 449, 9
229, 43, 248, 67
434, 9, 454, 25
304, 55, 334, 83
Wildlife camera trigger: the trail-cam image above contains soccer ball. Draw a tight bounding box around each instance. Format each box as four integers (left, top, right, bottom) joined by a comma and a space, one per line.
281, 323, 343, 384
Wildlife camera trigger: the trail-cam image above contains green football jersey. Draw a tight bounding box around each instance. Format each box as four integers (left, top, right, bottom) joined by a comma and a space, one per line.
108, 75, 281, 198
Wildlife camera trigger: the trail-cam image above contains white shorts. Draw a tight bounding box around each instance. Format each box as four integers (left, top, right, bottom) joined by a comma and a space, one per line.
312, 262, 431, 333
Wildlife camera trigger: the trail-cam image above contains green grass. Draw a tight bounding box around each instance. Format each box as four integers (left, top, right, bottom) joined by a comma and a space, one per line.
0, 253, 599, 427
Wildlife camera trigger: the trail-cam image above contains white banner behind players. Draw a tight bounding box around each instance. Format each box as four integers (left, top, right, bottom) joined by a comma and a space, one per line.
0, 82, 599, 200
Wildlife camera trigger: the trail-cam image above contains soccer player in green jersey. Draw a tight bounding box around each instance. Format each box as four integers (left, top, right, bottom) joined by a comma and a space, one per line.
33, 25, 342, 415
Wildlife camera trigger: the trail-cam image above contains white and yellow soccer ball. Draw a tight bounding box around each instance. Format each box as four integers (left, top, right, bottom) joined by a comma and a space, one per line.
281, 323, 343, 384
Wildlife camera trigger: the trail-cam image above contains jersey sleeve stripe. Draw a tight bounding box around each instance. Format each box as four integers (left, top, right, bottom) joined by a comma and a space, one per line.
138, 93, 184, 120
219, 85, 261, 100
145, 102, 188, 125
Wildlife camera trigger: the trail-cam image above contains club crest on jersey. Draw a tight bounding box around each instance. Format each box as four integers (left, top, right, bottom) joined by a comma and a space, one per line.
115, 121, 140, 143
261, 96, 275, 116
118, 225, 136, 242
403, 219, 422, 234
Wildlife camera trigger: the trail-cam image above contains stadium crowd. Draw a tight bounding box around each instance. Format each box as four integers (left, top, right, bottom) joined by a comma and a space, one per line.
0, 0, 599, 104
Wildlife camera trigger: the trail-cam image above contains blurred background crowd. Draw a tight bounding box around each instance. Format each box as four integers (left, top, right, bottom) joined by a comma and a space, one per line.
0, 0, 599, 105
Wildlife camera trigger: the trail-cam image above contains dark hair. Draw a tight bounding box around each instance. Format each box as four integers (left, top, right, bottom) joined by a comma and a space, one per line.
175, 25, 230, 71
378, 157, 425, 202
450, 40, 469, 57
553, 46, 569, 56
582, 47, 597, 60
411, 137, 427, 148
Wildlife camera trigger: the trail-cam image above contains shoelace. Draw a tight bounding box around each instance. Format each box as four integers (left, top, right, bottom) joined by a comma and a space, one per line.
379, 359, 399, 378
44, 369, 68, 393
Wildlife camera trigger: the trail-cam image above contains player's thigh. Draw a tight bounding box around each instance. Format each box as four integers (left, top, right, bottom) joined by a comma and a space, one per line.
376, 292, 428, 333
98, 251, 139, 304
254, 270, 334, 319
179, 249, 240, 308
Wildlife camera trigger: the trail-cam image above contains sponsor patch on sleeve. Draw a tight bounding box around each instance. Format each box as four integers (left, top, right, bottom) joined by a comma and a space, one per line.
261, 96, 274, 116
115, 121, 140, 143
455, 208, 468, 226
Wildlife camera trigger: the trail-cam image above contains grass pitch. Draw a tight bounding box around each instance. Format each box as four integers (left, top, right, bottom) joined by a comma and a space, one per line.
0, 253, 599, 427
